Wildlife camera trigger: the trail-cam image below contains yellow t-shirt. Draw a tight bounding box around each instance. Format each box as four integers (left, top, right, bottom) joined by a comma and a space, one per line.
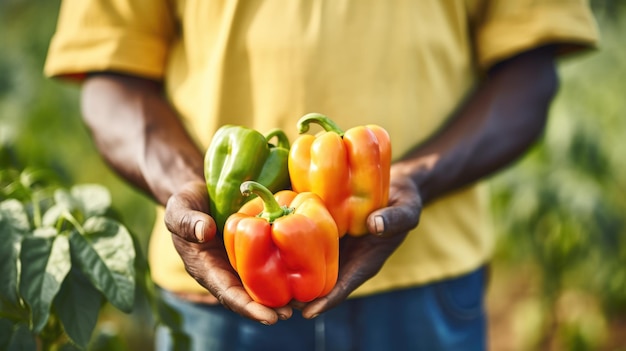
45, 0, 598, 297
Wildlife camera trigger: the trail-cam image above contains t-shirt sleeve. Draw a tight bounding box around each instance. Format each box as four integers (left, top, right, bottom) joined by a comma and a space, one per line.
473, 0, 599, 70
44, 0, 176, 81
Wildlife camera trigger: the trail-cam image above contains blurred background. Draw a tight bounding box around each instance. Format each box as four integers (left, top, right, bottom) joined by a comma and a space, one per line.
1, 0, 624, 350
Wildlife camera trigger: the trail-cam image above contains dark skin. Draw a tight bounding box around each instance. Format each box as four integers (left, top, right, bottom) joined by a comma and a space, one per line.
81, 44, 558, 325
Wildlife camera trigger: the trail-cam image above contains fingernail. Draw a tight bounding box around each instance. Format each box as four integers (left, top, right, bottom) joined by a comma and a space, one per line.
308, 314, 319, 320
260, 320, 270, 326
278, 314, 288, 320
374, 216, 385, 234
195, 221, 205, 242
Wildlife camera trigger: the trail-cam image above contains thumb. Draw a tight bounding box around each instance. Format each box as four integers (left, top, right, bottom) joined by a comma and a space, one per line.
164, 182, 217, 243
367, 202, 421, 237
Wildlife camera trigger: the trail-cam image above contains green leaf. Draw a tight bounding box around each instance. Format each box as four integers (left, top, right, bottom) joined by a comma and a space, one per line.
0, 171, 31, 203
54, 270, 103, 349
4, 322, 37, 351
19, 235, 71, 333
53, 188, 78, 212
18, 168, 58, 190
41, 203, 64, 228
69, 217, 136, 312
50, 189, 85, 227
0, 200, 29, 308
59, 343, 83, 351
0, 318, 13, 349
70, 184, 111, 218
0, 199, 30, 233
33, 227, 57, 239
42, 185, 113, 232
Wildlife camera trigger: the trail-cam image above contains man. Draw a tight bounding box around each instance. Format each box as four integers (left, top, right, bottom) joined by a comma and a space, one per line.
45, 1, 598, 350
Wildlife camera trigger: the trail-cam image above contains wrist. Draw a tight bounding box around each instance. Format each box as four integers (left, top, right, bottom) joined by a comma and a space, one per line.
148, 168, 205, 206
392, 153, 440, 205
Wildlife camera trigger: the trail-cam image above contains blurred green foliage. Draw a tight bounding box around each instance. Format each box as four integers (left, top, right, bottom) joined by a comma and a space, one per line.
0, 170, 137, 350
1, 0, 625, 350
0, 0, 155, 254
1, 1, 156, 349
491, 2, 626, 349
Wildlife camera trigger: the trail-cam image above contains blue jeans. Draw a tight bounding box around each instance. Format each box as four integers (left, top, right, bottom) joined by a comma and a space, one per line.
155, 266, 487, 351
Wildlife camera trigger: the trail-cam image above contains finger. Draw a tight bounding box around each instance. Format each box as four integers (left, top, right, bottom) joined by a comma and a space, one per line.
217, 285, 281, 325
165, 184, 217, 242
289, 300, 307, 310
301, 274, 356, 319
301, 232, 409, 318
274, 305, 293, 320
300, 286, 350, 319
165, 206, 216, 243
301, 296, 330, 319
367, 204, 420, 237
177, 242, 281, 325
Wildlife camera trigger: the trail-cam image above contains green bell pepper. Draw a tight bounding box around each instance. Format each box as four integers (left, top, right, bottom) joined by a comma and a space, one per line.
204, 125, 291, 232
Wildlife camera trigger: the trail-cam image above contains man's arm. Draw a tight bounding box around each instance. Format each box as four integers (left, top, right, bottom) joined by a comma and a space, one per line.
302, 45, 558, 317
399, 45, 557, 205
81, 73, 290, 324
81, 73, 203, 206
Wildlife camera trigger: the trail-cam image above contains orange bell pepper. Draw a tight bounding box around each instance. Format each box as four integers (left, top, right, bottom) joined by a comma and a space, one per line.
288, 113, 391, 237
223, 181, 339, 308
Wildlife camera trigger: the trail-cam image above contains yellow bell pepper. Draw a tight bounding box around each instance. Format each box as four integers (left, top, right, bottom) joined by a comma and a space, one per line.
288, 113, 391, 236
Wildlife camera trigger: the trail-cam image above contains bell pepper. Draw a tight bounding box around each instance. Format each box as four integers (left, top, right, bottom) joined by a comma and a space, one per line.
288, 113, 391, 236
205, 125, 291, 233
223, 181, 339, 308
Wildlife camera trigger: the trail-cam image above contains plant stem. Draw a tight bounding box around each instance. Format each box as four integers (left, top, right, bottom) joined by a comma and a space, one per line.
296, 113, 344, 136
265, 128, 290, 148
57, 210, 85, 235
32, 190, 42, 228
240, 181, 293, 222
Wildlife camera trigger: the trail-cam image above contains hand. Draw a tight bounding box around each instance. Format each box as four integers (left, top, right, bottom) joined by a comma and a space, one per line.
164, 180, 293, 325
299, 165, 422, 318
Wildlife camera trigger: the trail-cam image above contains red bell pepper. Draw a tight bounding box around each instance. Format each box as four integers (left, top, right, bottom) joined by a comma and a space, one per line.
223, 181, 339, 307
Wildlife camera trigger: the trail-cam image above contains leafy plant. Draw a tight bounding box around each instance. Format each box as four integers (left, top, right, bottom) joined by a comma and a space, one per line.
490, 5, 626, 349
0, 166, 136, 351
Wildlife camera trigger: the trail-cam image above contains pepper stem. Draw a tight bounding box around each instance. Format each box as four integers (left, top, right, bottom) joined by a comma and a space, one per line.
265, 128, 290, 149
297, 113, 344, 136
240, 181, 293, 222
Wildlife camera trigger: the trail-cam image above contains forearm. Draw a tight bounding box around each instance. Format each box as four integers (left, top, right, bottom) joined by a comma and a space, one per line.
397, 45, 558, 204
81, 73, 205, 205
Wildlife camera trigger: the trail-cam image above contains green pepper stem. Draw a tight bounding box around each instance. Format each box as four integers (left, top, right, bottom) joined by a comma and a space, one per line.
265, 129, 290, 149
297, 113, 344, 136
240, 181, 293, 222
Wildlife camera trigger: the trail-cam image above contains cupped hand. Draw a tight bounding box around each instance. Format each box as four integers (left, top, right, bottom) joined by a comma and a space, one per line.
164, 180, 292, 324
299, 165, 422, 318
